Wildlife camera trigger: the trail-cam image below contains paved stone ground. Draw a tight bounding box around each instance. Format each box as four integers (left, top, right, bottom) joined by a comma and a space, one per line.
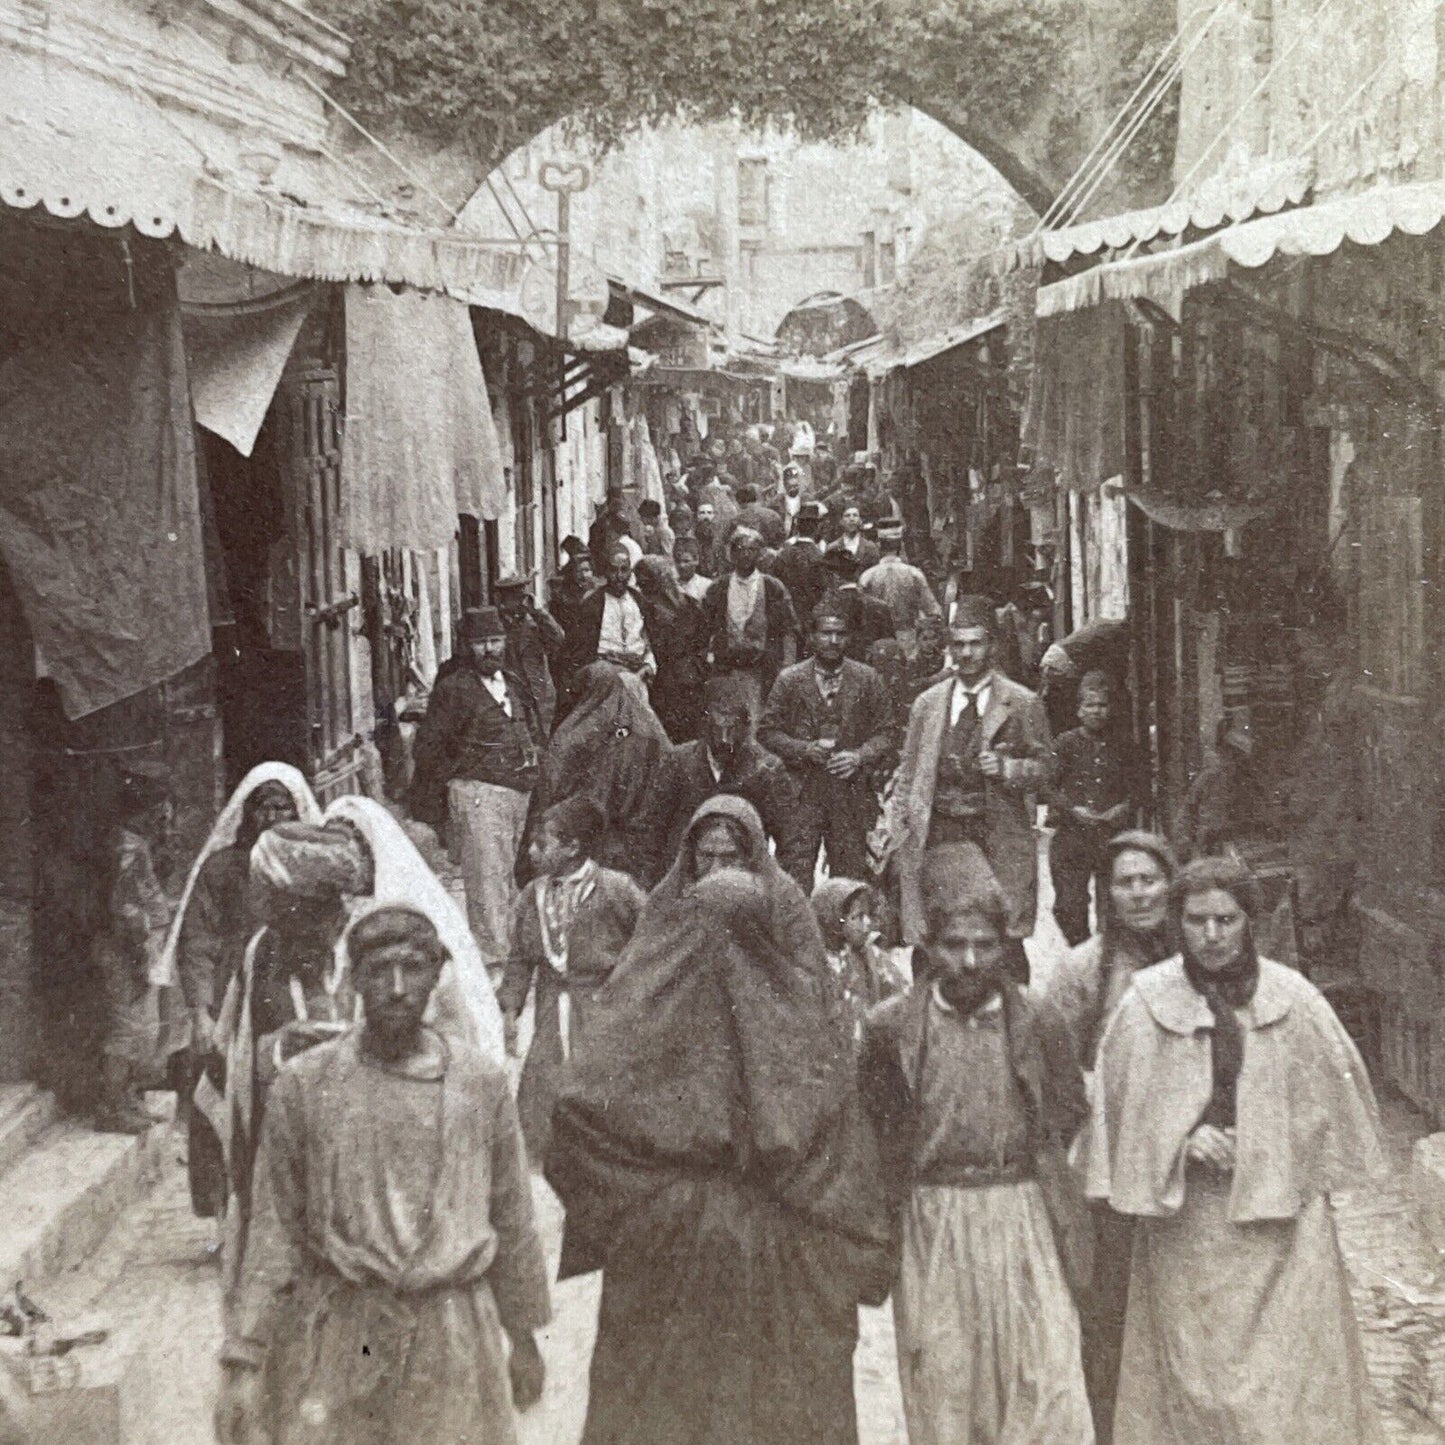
36, 827, 1445, 1442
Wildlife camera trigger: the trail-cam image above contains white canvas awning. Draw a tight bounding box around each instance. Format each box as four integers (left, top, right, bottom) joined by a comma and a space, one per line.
0, 38, 530, 316
1036, 178, 1445, 317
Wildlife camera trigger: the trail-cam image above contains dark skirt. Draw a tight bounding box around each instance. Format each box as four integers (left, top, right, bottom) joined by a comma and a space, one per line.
581, 1173, 863, 1445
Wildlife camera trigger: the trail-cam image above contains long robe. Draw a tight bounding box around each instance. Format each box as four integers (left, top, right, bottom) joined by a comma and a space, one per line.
225, 1033, 549, 1445
547, 797, 893, 1445
1079, 956, 1385, 1445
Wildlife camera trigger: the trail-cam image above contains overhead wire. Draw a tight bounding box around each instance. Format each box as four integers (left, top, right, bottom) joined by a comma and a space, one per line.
1030, 0, 1230, 238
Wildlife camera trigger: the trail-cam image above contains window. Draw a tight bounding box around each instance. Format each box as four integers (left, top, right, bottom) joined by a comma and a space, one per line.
878, 240, 897, 287
738, 158, 769, 227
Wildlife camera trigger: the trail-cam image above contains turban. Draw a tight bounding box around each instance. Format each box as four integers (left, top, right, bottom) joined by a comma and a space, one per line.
346, 905, 449, 972
919, 843, 1009, 934
948, 594, 995, 632
460, 606, 506, 642
1040, 642, 1077, 677
251, 821, 371, 898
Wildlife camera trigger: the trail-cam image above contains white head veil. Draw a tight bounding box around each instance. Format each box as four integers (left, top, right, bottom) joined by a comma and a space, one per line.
324, 795, 505, 1063
154, 762, 320, 989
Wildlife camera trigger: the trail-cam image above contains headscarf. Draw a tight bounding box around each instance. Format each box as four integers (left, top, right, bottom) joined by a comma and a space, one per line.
1173, 853, 1263, 1128
326, 796, 505, 1062
812, 877, 871, 951
548, 853, 891, 1297
544, 661, 670, 806
1099, 829, 1178, 970
154, 762, 319, 989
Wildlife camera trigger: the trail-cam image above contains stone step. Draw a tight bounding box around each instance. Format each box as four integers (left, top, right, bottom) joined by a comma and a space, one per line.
0, 1084, 58, 1182
0, 1097, 174, 1299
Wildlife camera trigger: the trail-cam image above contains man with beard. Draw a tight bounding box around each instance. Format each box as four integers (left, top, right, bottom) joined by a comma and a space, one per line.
215, 905, 550, 1445
760, 598, 893, 887
639, 675, 797, 885
410, 607, 544, 968
699, 526, 798, 720
882, 596, 1054, 977
860, 850, 1092, 1445
559, 544, 658, 692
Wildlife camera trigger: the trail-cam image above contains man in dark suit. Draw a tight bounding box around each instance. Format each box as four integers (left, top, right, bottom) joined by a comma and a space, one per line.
557, 544, 657, 716
700, 527, 799, 720
637, 676, 797, 885
820, 548, 894, 661
732, 483, 787, 548
409, 607, 544, 965
767, 502, 829, 652
825, 503, 881, 572
759, 595, 893, 886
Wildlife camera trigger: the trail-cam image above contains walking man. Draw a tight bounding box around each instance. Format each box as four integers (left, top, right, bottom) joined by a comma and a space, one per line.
760, 597, 893, 887
766, 501, 830, 645
860, 852, 1092, 1445
859, 522, 941, 654
496, 574, 566, 736
215, 905, 550, 1445
559, 544, 657, 691
411, 607, 543, 969
882, 595, 1054, 971
700, 526, 798, 719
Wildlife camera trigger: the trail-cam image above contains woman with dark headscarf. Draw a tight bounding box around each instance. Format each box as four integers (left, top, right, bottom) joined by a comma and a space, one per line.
1042, 830, 1176, 1442
1079, 855, 1384, 1445
547, 796, 892, 1445
539, 662, 671, 881
633, 555, 708, 743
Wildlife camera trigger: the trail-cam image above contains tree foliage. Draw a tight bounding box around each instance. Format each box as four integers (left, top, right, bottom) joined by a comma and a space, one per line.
320, 0, 1078, 173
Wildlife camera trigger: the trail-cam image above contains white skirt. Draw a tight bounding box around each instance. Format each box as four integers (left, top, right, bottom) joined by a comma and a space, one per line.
894, 1180, 1094, 1445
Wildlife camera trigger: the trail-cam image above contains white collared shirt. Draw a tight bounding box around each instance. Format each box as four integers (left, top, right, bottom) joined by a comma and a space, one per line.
950, 674, 992, 726
482, 671, 512, 718
599, 590, 649, 663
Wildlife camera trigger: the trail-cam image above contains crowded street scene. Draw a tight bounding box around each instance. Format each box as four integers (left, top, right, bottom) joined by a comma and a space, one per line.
5, 0, 1445, 1442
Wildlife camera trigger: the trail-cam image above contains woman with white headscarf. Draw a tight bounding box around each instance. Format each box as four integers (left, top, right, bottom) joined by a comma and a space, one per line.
324, 795, 506, 1062
160, 763, 319, 1217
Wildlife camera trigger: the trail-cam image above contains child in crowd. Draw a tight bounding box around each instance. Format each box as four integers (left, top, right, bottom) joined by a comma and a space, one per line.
812, 878, 907, 1043
1046, 670, 1142, 945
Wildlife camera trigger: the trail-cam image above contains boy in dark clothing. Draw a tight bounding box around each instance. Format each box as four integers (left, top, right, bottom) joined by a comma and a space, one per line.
1045, 671, 1142, 945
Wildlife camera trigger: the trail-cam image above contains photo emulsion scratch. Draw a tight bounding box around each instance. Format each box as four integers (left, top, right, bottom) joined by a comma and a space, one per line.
0, 0, 1438, 1440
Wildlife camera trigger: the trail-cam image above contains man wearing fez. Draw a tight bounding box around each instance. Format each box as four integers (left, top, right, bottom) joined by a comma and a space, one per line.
411, 607, 543, 968
859, 850, 1092, 1444
820, 547, 895, 661
215, 905, 550, 1445
760, 596, 893, 887
883, 595, 1055, 975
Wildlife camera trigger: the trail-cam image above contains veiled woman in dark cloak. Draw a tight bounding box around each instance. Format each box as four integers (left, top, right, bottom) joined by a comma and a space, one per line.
547, 795, 893, 1445
536, 662, 671, 882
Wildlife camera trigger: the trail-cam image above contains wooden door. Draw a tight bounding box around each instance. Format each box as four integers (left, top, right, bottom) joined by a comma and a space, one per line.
279, 366, 365, 800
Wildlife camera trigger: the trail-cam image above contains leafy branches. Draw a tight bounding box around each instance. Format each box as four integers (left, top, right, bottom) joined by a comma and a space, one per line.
320, 0, 1072, 168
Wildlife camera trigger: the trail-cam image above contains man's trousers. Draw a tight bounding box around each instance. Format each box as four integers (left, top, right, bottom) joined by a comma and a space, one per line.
448, 780, 531, 965
780, 774, 875, 887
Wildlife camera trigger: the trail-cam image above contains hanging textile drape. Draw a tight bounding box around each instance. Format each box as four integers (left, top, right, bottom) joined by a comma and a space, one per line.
343, 286, 506, 551
0, 243, 210, 719
181, 286, 315, 457
1022, 301, 1128, 492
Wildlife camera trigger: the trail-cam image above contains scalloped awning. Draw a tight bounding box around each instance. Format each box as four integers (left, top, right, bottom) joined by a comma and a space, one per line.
1036, 178, 1445, 317
0, 37, 528, 316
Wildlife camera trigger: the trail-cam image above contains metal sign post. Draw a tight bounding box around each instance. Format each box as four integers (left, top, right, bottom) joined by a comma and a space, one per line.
538, 160, 591, 342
